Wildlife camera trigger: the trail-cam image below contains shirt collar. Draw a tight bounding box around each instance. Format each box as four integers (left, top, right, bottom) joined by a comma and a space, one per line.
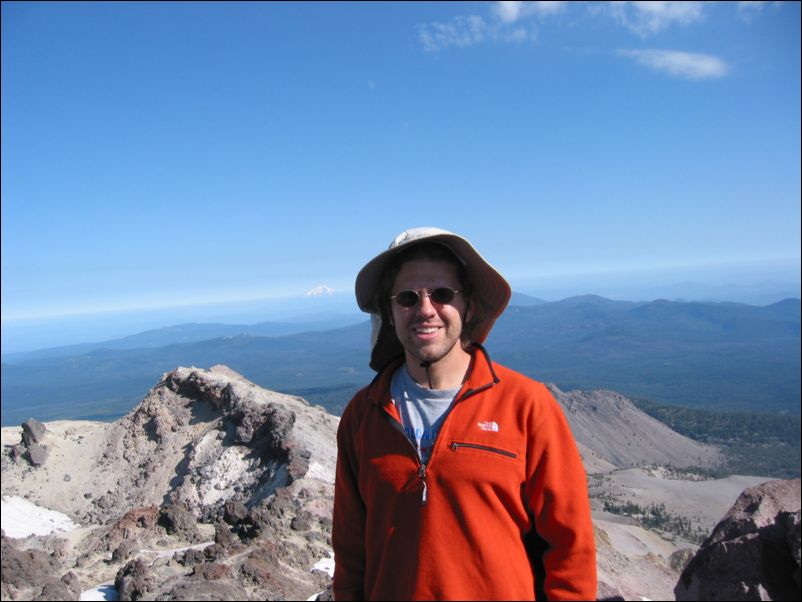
367, 343, 499, 407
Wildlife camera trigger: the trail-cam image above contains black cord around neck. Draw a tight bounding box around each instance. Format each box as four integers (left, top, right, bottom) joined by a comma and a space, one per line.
420, 360, 433, 388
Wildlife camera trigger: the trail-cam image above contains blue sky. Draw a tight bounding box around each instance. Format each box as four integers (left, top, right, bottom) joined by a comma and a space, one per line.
2, 1, 800, 334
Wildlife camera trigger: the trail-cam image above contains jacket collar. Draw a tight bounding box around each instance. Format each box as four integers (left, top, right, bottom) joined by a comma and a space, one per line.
367, 343, 500, 407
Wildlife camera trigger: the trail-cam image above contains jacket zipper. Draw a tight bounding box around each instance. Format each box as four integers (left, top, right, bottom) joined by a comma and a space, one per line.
380, 407, 429, 506
419, 464, 427, 504
449, 441, 518, 459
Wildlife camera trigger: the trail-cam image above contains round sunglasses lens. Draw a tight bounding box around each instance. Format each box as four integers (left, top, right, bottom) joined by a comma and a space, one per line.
396, 290, 420, 307
430, 288, 455, 304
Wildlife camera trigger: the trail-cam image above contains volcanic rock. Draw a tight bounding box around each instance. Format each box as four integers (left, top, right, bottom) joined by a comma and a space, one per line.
21, 419, 48, 447
1, 365, 338, 601
675, 478, 802, 601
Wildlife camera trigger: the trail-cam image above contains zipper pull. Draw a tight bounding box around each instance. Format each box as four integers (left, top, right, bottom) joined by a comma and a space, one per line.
419, 464, 428, 506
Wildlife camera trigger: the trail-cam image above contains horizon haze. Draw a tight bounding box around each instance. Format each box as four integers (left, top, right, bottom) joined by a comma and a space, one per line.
2, 276, 799, 356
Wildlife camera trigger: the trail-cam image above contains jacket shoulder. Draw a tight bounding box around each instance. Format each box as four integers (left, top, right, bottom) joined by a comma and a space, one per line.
338, 381, 376, 435
486, 361, 566, 423
491, 361, 551, 396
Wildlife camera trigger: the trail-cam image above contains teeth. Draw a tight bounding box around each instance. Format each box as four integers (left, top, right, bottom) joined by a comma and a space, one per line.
416, 327, 438, 334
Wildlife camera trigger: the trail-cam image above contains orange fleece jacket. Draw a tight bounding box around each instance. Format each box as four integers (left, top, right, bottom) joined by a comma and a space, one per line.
332, 346, 597, 600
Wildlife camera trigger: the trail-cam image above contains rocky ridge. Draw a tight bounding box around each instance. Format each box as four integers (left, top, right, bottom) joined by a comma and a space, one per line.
1, 365, 338, 601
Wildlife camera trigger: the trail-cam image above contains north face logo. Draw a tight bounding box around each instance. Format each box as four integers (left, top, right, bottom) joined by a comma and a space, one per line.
477, 421, 499, 432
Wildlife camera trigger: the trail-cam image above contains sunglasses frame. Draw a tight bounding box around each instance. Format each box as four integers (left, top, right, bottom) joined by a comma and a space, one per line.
389, 287, 462, 308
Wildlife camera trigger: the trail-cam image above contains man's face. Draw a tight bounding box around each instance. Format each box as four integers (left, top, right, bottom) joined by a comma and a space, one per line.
389, 258, 472, 367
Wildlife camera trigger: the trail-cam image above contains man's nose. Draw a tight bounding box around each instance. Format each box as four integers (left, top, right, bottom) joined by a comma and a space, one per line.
415, 294, 437, 316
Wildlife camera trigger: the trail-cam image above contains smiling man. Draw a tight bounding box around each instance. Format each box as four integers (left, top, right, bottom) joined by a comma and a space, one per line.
332, 227, 596, 601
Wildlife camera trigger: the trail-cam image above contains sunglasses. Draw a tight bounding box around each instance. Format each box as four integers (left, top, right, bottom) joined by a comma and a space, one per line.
389, 287, 462, 308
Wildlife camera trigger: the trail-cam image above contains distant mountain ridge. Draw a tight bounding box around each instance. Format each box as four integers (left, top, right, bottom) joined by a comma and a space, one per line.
486, 295, 800, 413
4, 295, 794, 364
1, 295, 799, 427
1, 314, 366, 364
509, 291, 547, 306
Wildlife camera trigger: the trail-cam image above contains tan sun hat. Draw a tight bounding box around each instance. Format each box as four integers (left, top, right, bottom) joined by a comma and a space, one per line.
355, 227, 511, 371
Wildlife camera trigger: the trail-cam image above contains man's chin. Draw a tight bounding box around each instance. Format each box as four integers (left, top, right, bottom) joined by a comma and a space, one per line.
412, 352, 438, 365
411, 342, 456, 366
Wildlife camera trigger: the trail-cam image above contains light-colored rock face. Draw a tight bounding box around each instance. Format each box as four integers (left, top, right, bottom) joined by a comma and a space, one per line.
1, 365, 339, 601
548, 384, 722, 471
1, 365, 338, 524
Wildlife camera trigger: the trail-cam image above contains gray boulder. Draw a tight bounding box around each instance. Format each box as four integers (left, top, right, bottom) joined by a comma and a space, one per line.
21, 418, 48, 447
675, 478, 801, 601
16, 419, 50, 467
114, 558, 153, 601
158, 501, 202, 542
27, 443, 50, 467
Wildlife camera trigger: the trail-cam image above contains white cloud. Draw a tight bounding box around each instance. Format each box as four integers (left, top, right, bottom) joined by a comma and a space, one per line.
606, 1, 704, 37
502, 26, 536, 43
495, 1, 525, 23
417, 15, 488, 52
417, 1, 784, 54
417, 1, 559, 52
619, 48, 729, 79
493, 1, 566, 23
736, 1, 781, 22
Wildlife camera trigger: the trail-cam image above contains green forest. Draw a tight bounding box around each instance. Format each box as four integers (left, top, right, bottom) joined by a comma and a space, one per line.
632, 399, 801, 478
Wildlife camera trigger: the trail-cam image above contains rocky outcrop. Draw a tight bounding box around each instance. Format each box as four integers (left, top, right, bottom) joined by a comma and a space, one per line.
1, 365, 338, 601
11, 418, 51, 467
21, 418, 48, 447
675, 478, 801, 601
92, 364, 329, 524
0, 533, 81, 601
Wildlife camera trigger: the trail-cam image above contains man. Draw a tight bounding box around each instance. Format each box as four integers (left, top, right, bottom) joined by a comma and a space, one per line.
333, 227, 596, 600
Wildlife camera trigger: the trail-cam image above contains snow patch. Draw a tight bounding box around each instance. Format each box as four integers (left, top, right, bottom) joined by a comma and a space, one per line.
1, 495, 79, 538
305, 285, 335, 296
307, 553, 335, 601
312, 553, 335, 577
80, 582, 118, 601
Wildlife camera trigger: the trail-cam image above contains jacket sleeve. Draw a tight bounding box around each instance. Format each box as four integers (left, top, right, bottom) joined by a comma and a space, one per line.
524, 384, 597, 601
332, 400, 367, 600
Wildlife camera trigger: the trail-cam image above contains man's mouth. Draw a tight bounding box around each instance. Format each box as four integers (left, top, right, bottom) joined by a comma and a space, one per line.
415, 326, 440, 334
